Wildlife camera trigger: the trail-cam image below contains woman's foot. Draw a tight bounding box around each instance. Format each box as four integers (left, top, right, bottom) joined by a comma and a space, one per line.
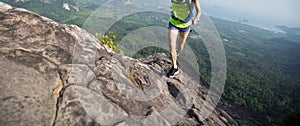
168, 66, 179, 78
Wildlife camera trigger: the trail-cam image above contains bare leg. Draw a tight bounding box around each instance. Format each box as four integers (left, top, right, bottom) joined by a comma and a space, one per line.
168, 28, 179, 67
177, 29, 190, 56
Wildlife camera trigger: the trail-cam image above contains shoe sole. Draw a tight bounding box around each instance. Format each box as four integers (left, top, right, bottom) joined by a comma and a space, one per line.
168, 70, 180, 78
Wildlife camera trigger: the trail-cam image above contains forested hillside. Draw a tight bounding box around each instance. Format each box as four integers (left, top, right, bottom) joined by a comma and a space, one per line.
212, 18, 300, 124
0, 0, 105, 26
2, 1, 299, 125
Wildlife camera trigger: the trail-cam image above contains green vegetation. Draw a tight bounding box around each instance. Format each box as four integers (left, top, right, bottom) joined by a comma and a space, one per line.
283, 111, 300, 126
95, 31, 123, 54
1, 0, 76, 22
3, 1, 300, 125
133, 46, 169, 59
212, 17, 300, 125
0, 0, 104, 27
95, 32, 117, 51
105, 11, 168, 44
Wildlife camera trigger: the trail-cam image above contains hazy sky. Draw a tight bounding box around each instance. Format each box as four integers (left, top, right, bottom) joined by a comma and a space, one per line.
200, 0, 300, 28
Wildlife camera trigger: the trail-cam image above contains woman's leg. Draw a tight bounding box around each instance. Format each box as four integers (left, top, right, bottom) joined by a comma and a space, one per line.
168, 28, 179, 68
177, 29, 190, 56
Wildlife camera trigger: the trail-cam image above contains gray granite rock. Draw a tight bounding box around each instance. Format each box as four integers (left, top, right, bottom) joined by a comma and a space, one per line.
0, 2, 12, 11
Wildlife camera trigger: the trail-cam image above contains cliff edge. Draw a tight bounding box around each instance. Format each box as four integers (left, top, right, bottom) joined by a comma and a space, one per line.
0, 2, 270, 126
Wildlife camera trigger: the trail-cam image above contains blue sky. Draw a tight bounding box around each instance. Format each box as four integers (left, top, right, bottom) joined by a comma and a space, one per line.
200, 0, 300, 29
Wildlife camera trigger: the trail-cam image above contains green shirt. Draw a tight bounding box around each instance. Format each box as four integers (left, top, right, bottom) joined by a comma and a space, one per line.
169, 16, 191, 28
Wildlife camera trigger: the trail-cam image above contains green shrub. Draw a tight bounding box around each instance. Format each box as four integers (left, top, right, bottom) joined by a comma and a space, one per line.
95, 32, 123, 54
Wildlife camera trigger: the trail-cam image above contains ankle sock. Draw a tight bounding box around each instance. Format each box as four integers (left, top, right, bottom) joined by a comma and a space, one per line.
173, 64, 178, 69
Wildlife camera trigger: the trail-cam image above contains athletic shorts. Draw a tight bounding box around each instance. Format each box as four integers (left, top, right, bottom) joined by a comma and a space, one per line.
168, 22, 191, 33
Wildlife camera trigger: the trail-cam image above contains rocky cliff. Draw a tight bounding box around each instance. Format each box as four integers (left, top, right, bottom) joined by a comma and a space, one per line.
0, 2, 270, 126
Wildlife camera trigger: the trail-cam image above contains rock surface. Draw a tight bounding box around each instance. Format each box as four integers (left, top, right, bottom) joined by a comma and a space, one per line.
0, 2, 270, 126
